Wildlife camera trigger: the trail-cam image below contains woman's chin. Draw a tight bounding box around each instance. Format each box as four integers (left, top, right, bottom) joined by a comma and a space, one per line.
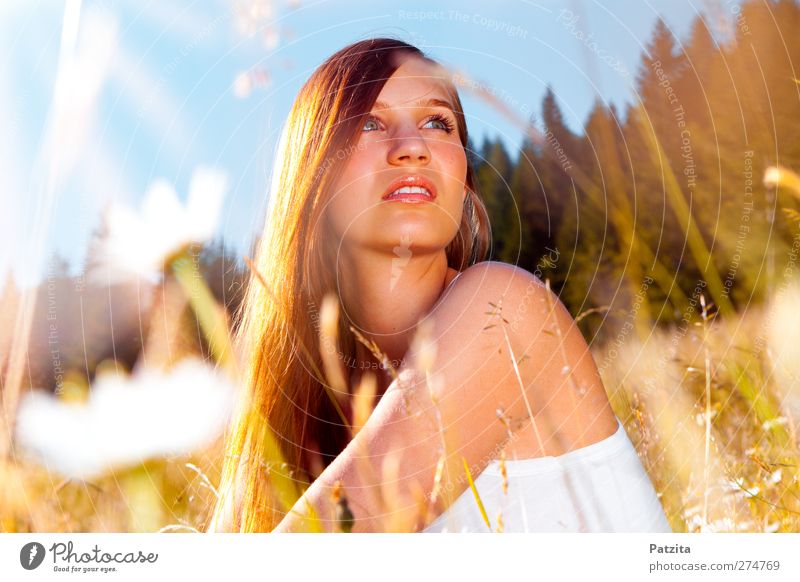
339, 231, 452, 255
379, 207, 460, 232
334, 211, 460, 253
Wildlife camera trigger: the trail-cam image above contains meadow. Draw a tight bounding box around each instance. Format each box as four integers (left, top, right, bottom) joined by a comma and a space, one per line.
2, 0, 800, 533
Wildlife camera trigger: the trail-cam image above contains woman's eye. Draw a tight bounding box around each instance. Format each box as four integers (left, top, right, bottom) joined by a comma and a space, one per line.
363, 117, 380, 132
423, 114, 455, 133
362, 114, 455, 134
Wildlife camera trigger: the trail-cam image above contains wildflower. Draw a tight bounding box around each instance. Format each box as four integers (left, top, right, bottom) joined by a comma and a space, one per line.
91, 166, 227, 284
761, 417, 788, 431
724, 477, 745, 492
742, 485, 760, 498
763, 166, 782, 188
764, 164, 800, 197
15, 358, 235, 480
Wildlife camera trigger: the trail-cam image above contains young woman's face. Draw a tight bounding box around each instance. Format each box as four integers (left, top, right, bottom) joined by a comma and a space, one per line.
326, 55, 468, 261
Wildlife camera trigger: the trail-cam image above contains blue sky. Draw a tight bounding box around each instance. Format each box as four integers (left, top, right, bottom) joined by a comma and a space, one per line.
1, 0, 743, 287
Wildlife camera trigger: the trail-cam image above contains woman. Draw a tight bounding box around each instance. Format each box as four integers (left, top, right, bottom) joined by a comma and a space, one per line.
210, 38, 671, 533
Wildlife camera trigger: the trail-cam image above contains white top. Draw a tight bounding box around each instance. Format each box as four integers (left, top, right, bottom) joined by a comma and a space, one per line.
422, 417, 672, 533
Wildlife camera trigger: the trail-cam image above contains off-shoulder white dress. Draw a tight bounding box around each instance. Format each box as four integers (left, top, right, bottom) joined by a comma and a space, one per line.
422, 417, 671, 533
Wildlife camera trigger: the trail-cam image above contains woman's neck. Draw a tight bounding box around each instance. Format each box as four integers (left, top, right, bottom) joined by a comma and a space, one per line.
338, 247, 453, 374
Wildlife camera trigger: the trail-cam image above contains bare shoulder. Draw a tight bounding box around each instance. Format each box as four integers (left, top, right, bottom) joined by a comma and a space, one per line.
427, 260, 617, 451
450, 259, 544, 291
407, 261, 556, 428
435, 260, 552, 333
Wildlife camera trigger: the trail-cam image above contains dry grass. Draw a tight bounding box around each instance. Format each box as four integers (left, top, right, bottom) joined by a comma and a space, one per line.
2, 256, 800, 533
4, 276, 800, 532
593, 285, 800, 532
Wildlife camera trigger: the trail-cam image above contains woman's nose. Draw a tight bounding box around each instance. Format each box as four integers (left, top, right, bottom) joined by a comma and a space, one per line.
386, 128, 431, 165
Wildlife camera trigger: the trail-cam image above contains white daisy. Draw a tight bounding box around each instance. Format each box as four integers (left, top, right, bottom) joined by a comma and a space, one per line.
90, 166, 227, 284
15, 358, 235, 480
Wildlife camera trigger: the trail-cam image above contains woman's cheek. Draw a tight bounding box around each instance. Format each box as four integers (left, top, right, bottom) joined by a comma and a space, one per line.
437, 143, 466, 176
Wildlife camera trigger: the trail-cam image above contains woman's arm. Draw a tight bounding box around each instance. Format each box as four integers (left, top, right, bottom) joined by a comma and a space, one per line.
272, 261, 616, 532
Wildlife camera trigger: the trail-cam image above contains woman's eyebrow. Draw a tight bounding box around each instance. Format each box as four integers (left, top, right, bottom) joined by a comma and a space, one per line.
372, 98, 455, 113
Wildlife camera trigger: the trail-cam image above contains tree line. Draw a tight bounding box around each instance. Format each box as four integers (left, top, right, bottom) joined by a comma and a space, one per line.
474, 0, 800, 340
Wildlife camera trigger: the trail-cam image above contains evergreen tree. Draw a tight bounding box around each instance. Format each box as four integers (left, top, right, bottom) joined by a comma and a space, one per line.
475, 138, 514, 260
507, 136, 554, 270
541, 87, 580, 160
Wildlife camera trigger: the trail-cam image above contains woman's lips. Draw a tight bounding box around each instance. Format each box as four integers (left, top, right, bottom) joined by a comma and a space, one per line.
381, 175, 438, 203
383, 187, 434, 203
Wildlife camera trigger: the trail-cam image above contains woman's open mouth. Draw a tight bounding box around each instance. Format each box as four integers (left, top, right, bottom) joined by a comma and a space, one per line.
381, 175, 437, 203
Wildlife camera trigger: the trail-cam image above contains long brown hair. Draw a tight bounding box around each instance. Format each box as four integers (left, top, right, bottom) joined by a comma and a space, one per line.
211, 38, 490, 532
